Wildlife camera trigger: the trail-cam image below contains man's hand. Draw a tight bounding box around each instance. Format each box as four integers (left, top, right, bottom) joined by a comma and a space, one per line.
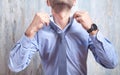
73, 11, 93, 30
25, 13, 50, 38
74, 11, 98, 35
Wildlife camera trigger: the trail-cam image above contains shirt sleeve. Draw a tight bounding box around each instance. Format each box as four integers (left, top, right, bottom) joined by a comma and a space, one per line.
8, 34, 39, 72
88, 31, 118, 69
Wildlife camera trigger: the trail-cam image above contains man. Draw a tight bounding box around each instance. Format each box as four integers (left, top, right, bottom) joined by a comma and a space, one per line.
8, 0, 118, 75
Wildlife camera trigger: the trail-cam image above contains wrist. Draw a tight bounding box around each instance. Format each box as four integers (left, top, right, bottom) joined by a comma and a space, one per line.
25, 27, 36, 38
89, 30, 99, 35
87, 23, 98, 34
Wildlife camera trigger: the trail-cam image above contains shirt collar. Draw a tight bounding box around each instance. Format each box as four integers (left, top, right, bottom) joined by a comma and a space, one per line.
49, 15, 74, 33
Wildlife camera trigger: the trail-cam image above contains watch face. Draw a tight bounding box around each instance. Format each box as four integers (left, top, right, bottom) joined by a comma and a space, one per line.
87, 24, 98, 33
91, 25, 94, 30
92, 24, 98, 30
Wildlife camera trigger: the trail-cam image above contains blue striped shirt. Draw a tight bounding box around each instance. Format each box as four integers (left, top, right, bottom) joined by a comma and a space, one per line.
8, 17, 118, 75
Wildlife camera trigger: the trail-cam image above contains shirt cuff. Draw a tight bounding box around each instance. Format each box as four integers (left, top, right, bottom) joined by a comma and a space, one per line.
18, 34, 38, 49
89, 31, 110, 44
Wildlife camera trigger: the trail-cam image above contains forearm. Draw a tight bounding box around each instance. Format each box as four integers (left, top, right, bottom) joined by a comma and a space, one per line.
8, 34, 38, 72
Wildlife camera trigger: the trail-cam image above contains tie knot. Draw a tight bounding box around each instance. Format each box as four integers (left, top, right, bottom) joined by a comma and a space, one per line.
58, 33, 65, 39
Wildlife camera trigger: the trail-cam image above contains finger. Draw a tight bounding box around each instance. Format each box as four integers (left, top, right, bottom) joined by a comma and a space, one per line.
46, 16, 50, 26
73, 11, 88, 18
39, 19, 44, 25
45, 20, 50, 26
42, 19, 50, 26
44, 16, 50, 26
38, 13, 50, 26
73, 12, 83, 19
73, 11, 80, 18
76, 17, 82, 23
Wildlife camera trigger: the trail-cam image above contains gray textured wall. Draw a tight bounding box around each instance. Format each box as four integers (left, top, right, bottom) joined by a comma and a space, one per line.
0, 0, 120, 75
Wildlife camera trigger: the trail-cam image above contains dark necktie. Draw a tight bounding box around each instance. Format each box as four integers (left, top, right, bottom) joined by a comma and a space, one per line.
49, 18, 74, 75
58, 33, 67, 75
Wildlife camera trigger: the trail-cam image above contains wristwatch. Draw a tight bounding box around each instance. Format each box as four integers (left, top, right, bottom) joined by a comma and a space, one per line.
87, 23, 98, 33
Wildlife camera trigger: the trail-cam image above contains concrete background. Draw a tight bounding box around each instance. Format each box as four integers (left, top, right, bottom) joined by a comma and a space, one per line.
0, 0, 120, 75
